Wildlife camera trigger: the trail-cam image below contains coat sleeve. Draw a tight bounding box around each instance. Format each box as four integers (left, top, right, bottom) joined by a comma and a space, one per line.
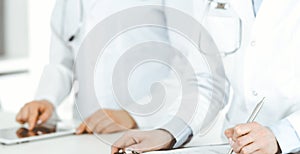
269, 118, 300, 153
154, 0, 229, 147
34, 0, 76, 106
269, 22, 300, 154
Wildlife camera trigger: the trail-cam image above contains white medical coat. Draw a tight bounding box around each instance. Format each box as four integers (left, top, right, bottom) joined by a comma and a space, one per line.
166, 0, 300, 153
35, 0, 170, 119
225, 0, 300, 153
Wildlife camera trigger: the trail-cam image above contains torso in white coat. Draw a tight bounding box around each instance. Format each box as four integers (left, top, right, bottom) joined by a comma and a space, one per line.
38, 0, 171, 126
225, 0, 300, 136
76, 0, 169, 118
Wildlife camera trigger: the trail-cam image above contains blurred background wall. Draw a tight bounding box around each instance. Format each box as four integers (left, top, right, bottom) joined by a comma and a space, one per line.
0, 0, 4, 56
1, 0, 29, 60
0, 0, 72, 120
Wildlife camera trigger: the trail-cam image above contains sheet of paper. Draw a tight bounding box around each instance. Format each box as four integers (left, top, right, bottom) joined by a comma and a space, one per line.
145, 144, 230, 154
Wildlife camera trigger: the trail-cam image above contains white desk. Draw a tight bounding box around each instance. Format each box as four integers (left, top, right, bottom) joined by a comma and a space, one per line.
0, 112, 123, 154
0, 112, 230, 154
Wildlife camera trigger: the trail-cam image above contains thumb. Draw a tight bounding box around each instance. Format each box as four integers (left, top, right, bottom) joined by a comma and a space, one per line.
224, 128, 234, 139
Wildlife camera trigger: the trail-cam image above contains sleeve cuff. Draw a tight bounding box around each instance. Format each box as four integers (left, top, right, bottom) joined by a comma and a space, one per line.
268, 119, 300, 153
34, 64, 73, 107
160, 117, 193, 148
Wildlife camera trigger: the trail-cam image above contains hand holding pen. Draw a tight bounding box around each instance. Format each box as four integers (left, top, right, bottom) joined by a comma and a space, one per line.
224, 97, 279, 154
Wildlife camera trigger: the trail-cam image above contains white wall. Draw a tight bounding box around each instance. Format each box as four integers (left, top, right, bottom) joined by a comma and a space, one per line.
28, 0, 55, 76
3, 0, 29, 58
0, 0, 55, 113
0, 0, 4, 55
1, 0, 73, 120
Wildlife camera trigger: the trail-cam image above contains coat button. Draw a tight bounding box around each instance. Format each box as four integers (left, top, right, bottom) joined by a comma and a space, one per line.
252, 90, 258, 96
251, 41, 256, 47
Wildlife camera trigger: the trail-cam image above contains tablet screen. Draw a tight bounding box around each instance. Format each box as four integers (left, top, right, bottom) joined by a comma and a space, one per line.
0, 124, 57, 140
0, 120, 77, 145
0, 122, 76, 141
16, 126, 56, 138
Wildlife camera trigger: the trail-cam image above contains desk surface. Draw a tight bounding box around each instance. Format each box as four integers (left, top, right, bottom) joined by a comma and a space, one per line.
0, 112, 230, 154
0, 112, 123, 154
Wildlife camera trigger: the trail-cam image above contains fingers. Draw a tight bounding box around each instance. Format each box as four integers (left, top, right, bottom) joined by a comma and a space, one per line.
231, 123, 253, 141
225, 123, 256, 153
16, 106, 29, 124
78, 109, 120, 134
28, 108, 39, 130
76, 118, 100, 135
76, 109, 136, 135
76, 123, 87, 135
16, 105, 41, 130
95, 118, 113, 134
101, 123, 123, 134
80, 117, 126, 134
96, 117, 127, 134
238, 142, 259, 154
38, 107, 53, 124
85, 118, 101, 134
111, 130, 174, 154
111, 146, 120, 154
16, 101, 54, 129
224, 128, 234, 139
128, 141, 150, 153
111, 131, 139, 154
226, 122, 278, 154
16, 111, 23, 123
85, 111, 106, 133
232, 133, 255, 153
76, 120, 97, 135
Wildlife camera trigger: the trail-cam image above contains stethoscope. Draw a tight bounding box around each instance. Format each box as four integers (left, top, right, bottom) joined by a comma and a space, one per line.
200, 0, 242, 57
51, 0, 242, 55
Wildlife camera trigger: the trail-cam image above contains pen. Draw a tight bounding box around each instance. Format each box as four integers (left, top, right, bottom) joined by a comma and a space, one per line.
114, 149, 140, 154
226, 97, 266, 154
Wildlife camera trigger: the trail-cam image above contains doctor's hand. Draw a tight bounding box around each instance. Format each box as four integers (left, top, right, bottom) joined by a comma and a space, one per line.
76, 109, 137, 134
225, 122, 279, 154
16, 100, 54, 130
111, 129, 175, 154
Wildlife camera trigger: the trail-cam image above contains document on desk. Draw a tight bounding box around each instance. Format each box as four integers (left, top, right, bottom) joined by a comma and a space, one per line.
145, 144, 230, 154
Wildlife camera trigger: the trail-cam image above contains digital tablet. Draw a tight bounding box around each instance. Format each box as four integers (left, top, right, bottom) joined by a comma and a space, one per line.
0, 122, 76, 145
